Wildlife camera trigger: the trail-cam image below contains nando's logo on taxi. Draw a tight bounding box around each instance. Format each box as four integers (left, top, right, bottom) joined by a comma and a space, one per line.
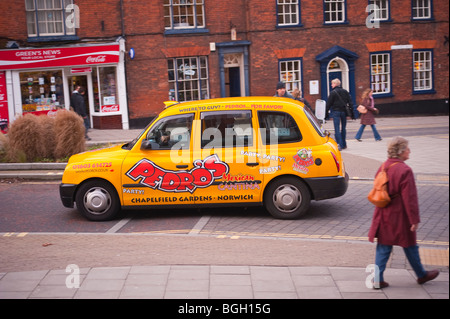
126, 154, 229, 193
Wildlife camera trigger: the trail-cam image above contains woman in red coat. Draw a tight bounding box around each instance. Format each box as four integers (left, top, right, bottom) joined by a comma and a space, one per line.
355, 89, 382, 141
368, 137, 439, 289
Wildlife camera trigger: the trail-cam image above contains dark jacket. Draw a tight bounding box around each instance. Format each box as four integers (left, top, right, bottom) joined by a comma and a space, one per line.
368, 158, 420, 248
70, 92, 87, 117
326, 87, 354, 117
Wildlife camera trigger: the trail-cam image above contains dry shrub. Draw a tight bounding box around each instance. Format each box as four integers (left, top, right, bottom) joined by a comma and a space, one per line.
36, 114, 56, 159
53, 110, 86, 158
4, 110, 85, 162
0, 132, 7, 150
7, 113, 44, 162
0, 132, 8, 159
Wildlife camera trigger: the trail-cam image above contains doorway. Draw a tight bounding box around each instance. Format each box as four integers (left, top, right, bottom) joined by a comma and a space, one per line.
316, 46, 359, 106
68, 75, 91, 127
223, 53, 244, 97
327, 58, 348, 96
217, 41, 251, 98
226, 67, 241, 97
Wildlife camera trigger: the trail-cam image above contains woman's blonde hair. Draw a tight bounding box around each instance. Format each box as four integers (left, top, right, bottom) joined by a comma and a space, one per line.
387, 136, 409, 158
361, 88, 372, 101
292, 88, 301, 99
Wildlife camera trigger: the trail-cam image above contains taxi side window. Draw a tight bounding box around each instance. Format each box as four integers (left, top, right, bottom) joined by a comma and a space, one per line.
258, 111, 302, 145
145, 113, 194, 150
201, 111, 253, 148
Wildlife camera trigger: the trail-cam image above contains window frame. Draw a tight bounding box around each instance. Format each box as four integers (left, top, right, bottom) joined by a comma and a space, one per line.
25, 0, 78, 42
323, 0, 348, 25
412, 49, 435, 94
258, 111, 302, 145
200, 110, 254, 149
367, 0, 392, 23
145, 113, 194, 151
278, 58, 303, 95
276, 0, 303, 28
411, 0, 434, 21
369, 51, 393, 98
163, 0, 209, 35
168, 56, 210, 103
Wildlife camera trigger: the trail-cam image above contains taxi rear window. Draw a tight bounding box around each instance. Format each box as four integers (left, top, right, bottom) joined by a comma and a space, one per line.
258, 111, 302, 145
303, 107, 326, 137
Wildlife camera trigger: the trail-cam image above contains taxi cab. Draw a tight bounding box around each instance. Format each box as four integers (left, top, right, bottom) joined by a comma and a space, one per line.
60, 97, 348, 221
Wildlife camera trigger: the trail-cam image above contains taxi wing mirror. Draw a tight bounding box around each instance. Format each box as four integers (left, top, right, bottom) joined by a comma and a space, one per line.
141, 140, 155, 151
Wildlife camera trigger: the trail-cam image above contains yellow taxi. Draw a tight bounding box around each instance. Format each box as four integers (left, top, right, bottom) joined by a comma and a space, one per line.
60, 97, 348, 221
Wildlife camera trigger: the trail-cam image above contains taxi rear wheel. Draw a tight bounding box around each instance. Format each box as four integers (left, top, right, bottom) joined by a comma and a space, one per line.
264, 177, 311, 219
75, 180, 120, 221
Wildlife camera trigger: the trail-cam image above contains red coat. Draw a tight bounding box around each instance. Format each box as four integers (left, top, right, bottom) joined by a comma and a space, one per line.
360, 97, 377, 125
368, 158, 421, 248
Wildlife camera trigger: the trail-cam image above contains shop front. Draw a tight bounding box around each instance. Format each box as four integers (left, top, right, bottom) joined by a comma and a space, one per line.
0, 41, 129, 132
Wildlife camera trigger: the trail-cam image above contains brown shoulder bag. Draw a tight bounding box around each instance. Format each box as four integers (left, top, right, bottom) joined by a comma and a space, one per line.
367, 162, 399, 208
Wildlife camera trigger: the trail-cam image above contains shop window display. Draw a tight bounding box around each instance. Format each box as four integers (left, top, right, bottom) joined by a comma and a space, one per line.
93, 66, 119, 113
20, 70, 64, 115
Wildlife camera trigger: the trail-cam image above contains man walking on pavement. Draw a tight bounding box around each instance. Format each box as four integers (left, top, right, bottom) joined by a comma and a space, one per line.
71, 86, 91, 141
326, 78, 354, 150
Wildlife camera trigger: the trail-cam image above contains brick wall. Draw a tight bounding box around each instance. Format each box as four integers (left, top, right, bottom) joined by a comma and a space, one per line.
1, 0, 448, 125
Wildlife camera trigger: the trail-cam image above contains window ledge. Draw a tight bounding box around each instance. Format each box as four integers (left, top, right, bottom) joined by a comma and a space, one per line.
27, 35, 79, 42
164, 28, 210, 36
413, 89, 436, 95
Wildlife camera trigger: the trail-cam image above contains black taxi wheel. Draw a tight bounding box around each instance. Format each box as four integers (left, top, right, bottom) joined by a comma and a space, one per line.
264, 177, 311, 219
75, 180, 121, 221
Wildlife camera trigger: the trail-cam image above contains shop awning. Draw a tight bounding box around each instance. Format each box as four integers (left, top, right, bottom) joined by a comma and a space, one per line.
0, 43, 119, 70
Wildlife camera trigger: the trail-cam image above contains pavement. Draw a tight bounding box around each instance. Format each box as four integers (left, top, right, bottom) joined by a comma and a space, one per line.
0, 115, 448, 300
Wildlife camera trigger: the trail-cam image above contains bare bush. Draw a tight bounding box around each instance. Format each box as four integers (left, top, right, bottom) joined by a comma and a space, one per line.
36, 114, 56, 159
3, 110, 86, 162
53, 110, 86, 159
7, 113, 44, 162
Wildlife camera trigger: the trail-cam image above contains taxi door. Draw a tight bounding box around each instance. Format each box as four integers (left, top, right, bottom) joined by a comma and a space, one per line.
192, 108, 264, 206
121, 113, 195, 207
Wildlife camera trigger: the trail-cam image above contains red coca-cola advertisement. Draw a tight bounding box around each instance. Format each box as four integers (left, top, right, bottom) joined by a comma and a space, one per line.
0, 71, 9, 133
0, 44, 119, 70
101, 104, 120, 113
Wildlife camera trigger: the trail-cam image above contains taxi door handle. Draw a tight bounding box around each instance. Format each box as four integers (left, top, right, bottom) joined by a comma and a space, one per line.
176, 165, 189, 169
246, 162, 259, 167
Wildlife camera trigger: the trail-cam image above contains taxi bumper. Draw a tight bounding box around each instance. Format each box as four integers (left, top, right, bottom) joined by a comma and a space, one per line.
304, 172, 349, 200
60, 183, 77, 208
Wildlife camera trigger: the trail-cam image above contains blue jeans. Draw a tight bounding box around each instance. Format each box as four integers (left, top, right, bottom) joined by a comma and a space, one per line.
375, 244, 427, 282
83, 116, 90, 138
355, 124, 382, 141
330, 110, 347, 149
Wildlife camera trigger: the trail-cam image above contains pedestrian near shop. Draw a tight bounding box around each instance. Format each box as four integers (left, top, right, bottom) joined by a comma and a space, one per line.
368, 137, 439, 289
355, 88, 382, 142
71, 86, 91, 141
325, 78, 354, 150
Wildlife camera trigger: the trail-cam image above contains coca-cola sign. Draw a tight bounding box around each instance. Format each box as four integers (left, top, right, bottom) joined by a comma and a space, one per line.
101, 104, 120, 113
0, 44, 119, 70
86, 55, 106, 63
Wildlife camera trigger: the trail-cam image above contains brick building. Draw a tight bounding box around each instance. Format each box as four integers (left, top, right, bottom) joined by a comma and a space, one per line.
1, 0, 448, 130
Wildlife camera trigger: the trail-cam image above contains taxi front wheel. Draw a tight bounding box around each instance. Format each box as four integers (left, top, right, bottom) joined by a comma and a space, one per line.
264, 177, 311, 219
75, 180, 121, 221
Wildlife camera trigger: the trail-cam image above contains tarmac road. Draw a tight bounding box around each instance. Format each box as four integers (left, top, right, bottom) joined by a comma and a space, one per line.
0, 115, 448, 299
